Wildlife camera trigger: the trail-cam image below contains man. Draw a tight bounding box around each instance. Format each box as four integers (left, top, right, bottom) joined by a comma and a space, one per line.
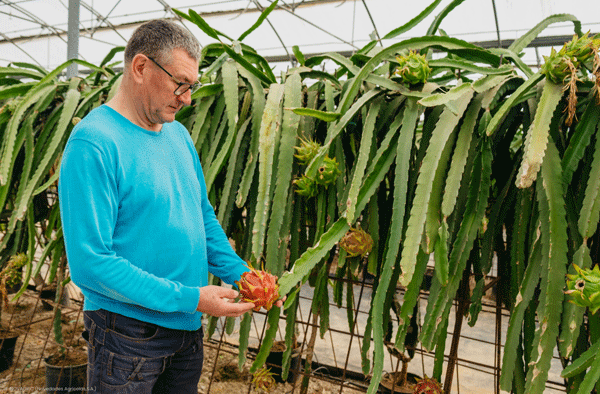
59, 19, 278, 393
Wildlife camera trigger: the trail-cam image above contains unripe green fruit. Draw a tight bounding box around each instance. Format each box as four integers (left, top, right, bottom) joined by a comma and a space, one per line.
294, 138, 320, 166
566, 264, 600, 314
293, 175, 318, 198
314, 156, 341, 186
395, 51, 431, 85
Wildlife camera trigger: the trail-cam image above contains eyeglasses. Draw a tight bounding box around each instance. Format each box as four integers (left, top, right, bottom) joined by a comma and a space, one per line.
147, 56, 200, 96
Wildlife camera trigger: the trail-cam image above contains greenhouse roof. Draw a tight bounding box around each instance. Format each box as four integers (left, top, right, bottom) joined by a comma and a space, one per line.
0, 0, 598, 74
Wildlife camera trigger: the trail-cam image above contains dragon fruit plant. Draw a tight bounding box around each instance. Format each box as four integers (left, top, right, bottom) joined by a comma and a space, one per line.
236, 265, 280, 312
0, 253, 27, 328
314, 156, 341, 186
565, 264, 600, 314
515, 32, 600, 188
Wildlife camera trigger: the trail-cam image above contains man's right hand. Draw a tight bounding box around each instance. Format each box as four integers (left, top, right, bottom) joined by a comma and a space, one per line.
196, 285, 255, 317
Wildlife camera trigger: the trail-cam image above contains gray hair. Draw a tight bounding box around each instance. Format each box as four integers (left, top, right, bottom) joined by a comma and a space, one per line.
124, 19, 201, 66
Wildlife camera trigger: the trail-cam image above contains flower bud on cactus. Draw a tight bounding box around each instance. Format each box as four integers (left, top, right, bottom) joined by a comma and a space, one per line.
236, 266, 280, 312
565, 264, 600, 314
413, 375, 443, 394
293, 175, 318, 198
315, 156, 341, 186
394, 50, 431, 86
294, 137, 320, 165
339, 227, 373, 258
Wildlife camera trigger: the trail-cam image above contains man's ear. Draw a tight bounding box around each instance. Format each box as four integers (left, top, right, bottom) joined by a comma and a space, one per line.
130, 54, 149, 84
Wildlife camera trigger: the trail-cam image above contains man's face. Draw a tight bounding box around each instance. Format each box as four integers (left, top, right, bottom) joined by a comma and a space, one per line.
144, 48, 199, 126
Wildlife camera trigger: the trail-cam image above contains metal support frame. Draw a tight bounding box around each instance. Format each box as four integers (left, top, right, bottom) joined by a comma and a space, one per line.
67, 0, 80, 79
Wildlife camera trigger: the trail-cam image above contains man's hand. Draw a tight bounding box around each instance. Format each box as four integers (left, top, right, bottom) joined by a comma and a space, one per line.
197, 285, 255, 317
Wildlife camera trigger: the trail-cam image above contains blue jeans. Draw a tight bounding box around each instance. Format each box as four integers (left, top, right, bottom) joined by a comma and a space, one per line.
83, 309, 204, 394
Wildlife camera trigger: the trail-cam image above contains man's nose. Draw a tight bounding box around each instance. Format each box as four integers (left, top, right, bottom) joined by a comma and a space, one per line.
177, 89, 193, 107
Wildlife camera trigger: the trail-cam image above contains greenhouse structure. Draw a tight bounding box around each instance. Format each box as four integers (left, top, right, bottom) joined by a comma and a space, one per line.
1, 0, 600, 393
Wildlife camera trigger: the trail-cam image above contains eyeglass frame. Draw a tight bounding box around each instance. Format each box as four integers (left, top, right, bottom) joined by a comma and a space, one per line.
146, 55, 200, 96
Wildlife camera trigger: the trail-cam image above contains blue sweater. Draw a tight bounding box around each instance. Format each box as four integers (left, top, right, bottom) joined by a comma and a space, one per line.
58, 105, 248, 331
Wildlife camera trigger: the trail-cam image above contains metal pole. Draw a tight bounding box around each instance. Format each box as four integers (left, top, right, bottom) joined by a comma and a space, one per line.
67, 0, 80, 79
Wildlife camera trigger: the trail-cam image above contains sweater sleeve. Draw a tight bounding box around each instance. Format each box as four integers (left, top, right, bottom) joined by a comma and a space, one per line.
192, 150, 249, 286
59, 138, 201, 314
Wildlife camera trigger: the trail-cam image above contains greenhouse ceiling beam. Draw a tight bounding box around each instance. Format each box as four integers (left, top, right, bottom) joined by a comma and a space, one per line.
252, 0, 292, 63
0, 0, 358, 48
0, 30, 44, 67
80, 0, 127, 42
0, 0, 67, 43
264, 0, 358, 48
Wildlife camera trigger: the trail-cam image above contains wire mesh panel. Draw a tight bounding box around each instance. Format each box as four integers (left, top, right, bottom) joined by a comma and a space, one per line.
196, 272, 569, 394
0, 269, 572, 393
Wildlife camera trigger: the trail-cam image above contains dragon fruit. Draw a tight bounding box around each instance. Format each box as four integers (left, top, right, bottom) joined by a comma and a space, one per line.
565, 264, 600, 314
252, 366, 276, 392
236, 266, 280, 312
293, 174, 318, 198
413, 375, 443, 394
294, 137, 320, 165
314, 156, 341, 186
339, 227, 373, 258
395, 50, 431, 86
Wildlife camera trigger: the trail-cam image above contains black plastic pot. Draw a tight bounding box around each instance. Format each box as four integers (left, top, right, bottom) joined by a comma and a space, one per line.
0, 333, 19, 373
44, 356, 87, 394
266, 341, 301, 384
